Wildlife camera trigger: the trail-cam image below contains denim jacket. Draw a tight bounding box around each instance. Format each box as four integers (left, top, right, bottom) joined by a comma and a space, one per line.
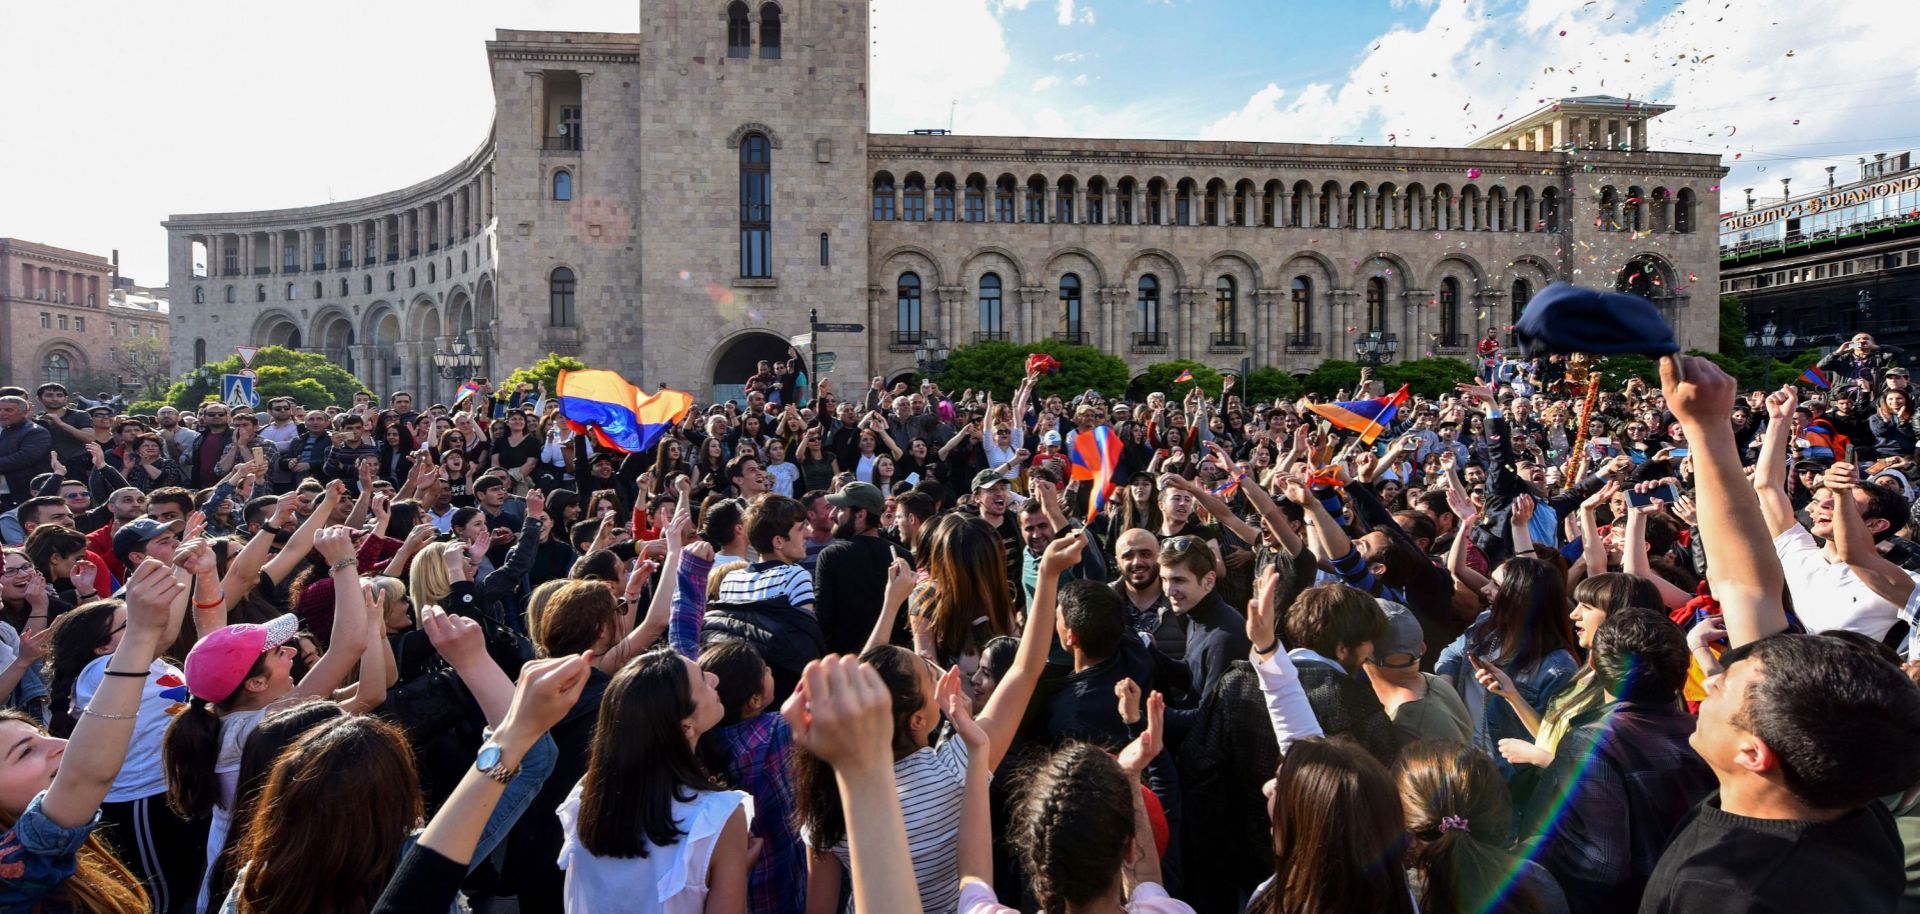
1436, 613, 1578, 776
0, 792, 99, 913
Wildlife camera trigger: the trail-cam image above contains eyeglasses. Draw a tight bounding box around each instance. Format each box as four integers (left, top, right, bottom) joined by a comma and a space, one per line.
1163, 536, 1204, 554
1, 565, 32, 576
1364, 653, 1421, 670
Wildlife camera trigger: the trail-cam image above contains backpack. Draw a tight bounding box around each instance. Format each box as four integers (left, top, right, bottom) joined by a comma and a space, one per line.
699, 596, 826, 706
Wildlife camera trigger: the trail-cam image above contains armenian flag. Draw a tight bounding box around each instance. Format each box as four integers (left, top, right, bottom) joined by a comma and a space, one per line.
1068, 425, 1123, 516
1173, 369, 1194, 384
557, 369, 692, 453
453, 381, 484, 405
1798, 367, 1830, 390
1307, 384, 1409, 445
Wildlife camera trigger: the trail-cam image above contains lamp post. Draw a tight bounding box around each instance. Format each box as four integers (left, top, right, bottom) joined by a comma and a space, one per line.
1352, 330, 1398, 372
913, 333, 950, 379
1743, 320, 1796, 391
432, 336, 485, 381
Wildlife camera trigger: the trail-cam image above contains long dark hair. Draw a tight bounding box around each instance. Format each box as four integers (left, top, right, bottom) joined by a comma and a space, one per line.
1471, 556, 1575, 671
162, 650, 273, 819
1397, 740, 1559, 914
1011, 742, 1137, 914
45, 599, 120, 738
696, 641, 771, 781
1247, 739, 1413, 914
232, 715, 421, 914
792, 645, 926, 851
576, 647, 718, 857
918, 514, 1015, 663
211, 700, 346, 901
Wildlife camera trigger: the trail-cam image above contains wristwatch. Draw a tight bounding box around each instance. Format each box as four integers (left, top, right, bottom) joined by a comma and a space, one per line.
475, 730, 521, 784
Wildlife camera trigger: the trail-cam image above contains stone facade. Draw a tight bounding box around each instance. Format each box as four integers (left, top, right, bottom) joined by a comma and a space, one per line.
0, 239, 170, 395
162, 2, 1725, 403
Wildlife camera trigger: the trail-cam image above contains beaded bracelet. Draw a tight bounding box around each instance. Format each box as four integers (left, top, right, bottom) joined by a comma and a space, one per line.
83, 708, 137, 721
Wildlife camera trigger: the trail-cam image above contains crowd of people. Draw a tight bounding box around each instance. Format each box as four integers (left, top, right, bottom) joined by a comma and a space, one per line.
0, 329, 1914, 914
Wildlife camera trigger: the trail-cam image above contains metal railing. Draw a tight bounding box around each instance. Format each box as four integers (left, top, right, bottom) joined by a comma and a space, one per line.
1054, 331, 1089, 345
1133, 331, 1168, 349
1210, 331, 1247, 349
543, 135, 583, 152
974, 331, 1009, 342
1285, 332, 1322, 352
893, 330, 927, 345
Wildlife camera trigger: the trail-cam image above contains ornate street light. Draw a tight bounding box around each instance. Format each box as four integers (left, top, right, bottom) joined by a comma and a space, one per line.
432, 336, 485, 381
914, 334, 950, 377
1352, 330, 1398, 371
1744, 320, 1796, 390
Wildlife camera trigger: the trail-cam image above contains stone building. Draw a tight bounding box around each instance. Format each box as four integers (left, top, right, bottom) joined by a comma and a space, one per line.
164, 2, 1725, 404
0, 238, 171, 395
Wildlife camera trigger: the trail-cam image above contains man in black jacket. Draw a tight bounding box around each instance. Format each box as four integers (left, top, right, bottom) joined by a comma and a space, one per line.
0, 397, 52, 512
812, 481, 910, 654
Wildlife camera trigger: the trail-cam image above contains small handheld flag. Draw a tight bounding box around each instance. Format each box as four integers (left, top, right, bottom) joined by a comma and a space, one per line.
1068, 425, 1123, 516
1173, 369, 1195, 384
1798, 367, 1830, 390
1307, 385, 1409, 445
453, 381, 483, 405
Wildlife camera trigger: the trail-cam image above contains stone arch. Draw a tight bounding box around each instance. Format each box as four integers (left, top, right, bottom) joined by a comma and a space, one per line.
1501, 256, 1557, 334
1618, 251, 1678, 296
1423, 253, 1488, 292
312, 308, 357, 373
1403, 182, 1428, 231
875, 245, 945, 288
473, 274, 497, 328
1204, 249, 1263, 290
33, 341, 87, 384
708, 328, 799, 396
251, 310, 304, 349
958, 245, 1030, 288
1123, 248, 1187, 290
1279, 251, 1341, 349
1041, 247, 1107, 289
408, 296, 442, 343
1350, 252, 1414, 338
1043, 249, 1103, 343
1124, 250, 1181, 344
725, 122, 783, 149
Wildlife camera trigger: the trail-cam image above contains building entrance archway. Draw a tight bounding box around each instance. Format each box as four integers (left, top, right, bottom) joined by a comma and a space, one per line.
711, 331, 807, 404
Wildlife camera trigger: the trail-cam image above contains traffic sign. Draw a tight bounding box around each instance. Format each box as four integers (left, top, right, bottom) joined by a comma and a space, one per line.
234, 346, 259, 367
789, 332, 813, 349
222, 373, 259, 408
814, 323, 865, 333
813, 352, 837, 373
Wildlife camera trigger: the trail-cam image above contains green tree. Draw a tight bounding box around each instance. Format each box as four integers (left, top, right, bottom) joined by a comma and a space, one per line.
1719, 294, 1750, 357
1298, 360, 1363, 397
1133, 360, 1224, 399
1243, 367, 1303, 404
502, 353, 590, 399
1592, 354, 1661, 388
934, 340, 1129, 400
162, 346, 367, 410
1378, 358, 1476, 399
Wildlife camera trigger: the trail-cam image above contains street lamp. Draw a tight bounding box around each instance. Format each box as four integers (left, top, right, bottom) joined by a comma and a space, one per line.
1743, 320, 1796, 390
914, 333, 949, 378
1352, 330, 1398, 371
431, 336, 485, 381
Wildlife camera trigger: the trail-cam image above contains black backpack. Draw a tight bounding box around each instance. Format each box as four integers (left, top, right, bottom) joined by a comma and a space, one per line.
699, 596, 826, 706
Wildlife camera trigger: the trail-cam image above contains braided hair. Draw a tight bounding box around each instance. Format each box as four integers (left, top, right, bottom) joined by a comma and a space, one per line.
1010, 742, 1136, 914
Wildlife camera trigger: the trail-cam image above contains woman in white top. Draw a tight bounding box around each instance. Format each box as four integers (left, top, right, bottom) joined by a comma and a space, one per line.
557, 646, 750, 913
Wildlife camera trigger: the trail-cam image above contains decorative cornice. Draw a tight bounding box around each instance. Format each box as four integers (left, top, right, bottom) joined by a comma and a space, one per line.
488, 50, 639, 64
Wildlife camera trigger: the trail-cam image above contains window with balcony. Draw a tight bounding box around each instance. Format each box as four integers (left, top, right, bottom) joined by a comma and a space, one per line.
896, 272, 922, 343
1058, 274, 1082, 342
978, 272, 1003, 339
1366, 277, 1386, 331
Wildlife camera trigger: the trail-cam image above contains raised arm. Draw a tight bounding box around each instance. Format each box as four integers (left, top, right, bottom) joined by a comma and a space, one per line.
1577, 481, 1618, 579
862, 559, 918, 654
1751, 387, 1801, 538
1664, 356, 1788, 645
1165, 472, 1258, 544
262, 480, 349, 587
1246, 567, 1324, 753
975, 535, 1084, 769
289, 527, 371, 701
1620, 493, 1693, 608
1826, 461, 1918, 613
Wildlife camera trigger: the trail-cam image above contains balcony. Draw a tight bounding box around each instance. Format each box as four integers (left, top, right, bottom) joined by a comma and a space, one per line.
252, 267, 269, 276
543, 135, 583, 152
283, 265, 301, 274
222, 267, 240, 277
1209, 331, 1248, 351
429, 243, 440, 253
974, 331, 1010, 343
1433, 333, 1473, 352
312, 262, 325, 272
1284, 332, 1322, 353
1054, 331, 1089, 345
386, 253, 399, 263
1132, 331, 1168, 351
408, 248, 419, 258
892, 330, 927, 347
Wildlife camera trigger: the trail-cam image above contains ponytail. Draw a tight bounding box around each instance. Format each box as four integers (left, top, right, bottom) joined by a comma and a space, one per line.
1011, 742, 1135, 914
163, 696, 225, 818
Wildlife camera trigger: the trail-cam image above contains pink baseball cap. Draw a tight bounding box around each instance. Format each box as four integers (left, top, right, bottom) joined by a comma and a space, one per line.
184, 614, 300, 702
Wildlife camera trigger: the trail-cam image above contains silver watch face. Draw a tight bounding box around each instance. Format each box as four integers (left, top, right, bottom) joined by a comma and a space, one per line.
477, 743, 502, 772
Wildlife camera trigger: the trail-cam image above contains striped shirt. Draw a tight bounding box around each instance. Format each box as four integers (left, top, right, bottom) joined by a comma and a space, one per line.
715, 561, 815, 612
819, 735, 972, 914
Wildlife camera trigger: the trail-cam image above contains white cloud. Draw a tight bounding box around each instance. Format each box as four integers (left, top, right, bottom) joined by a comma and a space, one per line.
1033, 75, 1061, 91
1198, 0, 1920, 206
873, 0, 1013, 133
1054, 51, 1088, 63
1055, 0, 1094, 26
1071, 73, 1090, 86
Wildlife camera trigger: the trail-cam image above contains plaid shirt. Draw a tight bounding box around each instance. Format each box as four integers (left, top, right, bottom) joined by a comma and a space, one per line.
714, 713, 804, 914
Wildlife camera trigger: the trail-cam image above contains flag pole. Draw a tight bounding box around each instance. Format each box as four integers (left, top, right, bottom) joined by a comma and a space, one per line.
1320, 386, 1402, 476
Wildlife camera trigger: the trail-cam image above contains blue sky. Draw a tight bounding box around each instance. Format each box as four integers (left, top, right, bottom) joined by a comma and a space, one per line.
0, 0, 1912, 282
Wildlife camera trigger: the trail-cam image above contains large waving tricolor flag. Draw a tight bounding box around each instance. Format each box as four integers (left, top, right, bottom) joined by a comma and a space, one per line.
557, 369, 692, 453
1307, 384, 1410, 445
1068, 425, 1123, 516
1798, 367, 1830, 390
1172, 369, 1195, 384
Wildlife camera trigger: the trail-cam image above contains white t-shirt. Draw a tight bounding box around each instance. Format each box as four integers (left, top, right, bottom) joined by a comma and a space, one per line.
765, 461, 800, 498
196, 705, 271, 914
1773, 524, 1920, 641
257, 420, 300, 454
819, 735, 973, 914
959, 879, 1193, 913
71, 656, 188, 802
556, 781, 750, 914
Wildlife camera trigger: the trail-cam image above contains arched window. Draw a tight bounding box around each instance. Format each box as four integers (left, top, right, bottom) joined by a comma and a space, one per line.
407, 269, 416, 288
193, 287, 205, 304
1540, 188, 1562, 232
255, 284, 266, 303
461, 252, 468, 273
1625, 186, 1644, 232
994, 176, 1016, 222
739, 133, 772, 278
872, 173, 895, 221
1214, 276, 1239, 340
550, 267, 577, 326
932, 175, 955, 222
193, 338, 207, 365
387, 272, 396, 292
979, 273, 1003, 338
286, 282, 297, 300
1676, 188, 1696, 233
1117, 178, 1136, 224
1290, 276, 1312, 339
314, 280, 324, 299
1365, 276, 1386, 331
759, 3, 782, 58
1059, 274, 1082, 341
1598, 186, 1620, 232
553, 170, 573, 201
1439, 277, 1461, 343
964, 176, 986, 222
726, 1, 751, 57
1175, 180, 1193, 225
339, 279, 349, 296
901, 174, 926, 222
427, 263, 436, 283
1136, 275, 1160, 339
1511, 278, 1532, 332
1026, 176, 1046, 223
1087, 178, 1105, 224
363, 276, 373, 295
1056, 177, 1076, 224
896, 272, 922, 342
224, 285, 236, 304
41, 351, 71, 385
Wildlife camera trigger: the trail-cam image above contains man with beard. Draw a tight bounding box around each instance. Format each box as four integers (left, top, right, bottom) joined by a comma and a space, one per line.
186, 402, 234, 488
796, 489, 835, 573
1111, 527, 1180, 657
83, 486, 148, 586
154, 406, 199, 464
811, 481, 910, 654
33, 383, 95, 481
